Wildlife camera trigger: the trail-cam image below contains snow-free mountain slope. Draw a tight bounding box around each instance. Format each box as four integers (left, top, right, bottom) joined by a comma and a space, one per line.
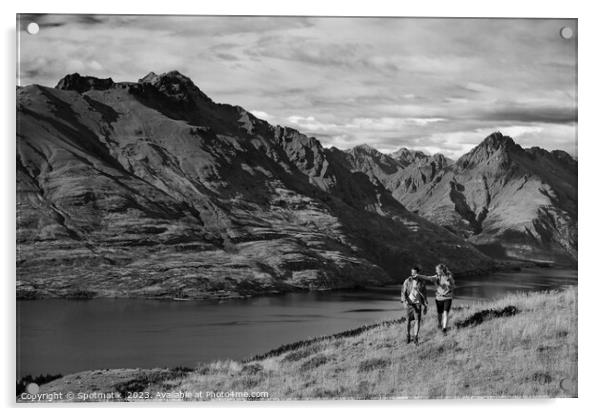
16, 71, 492, 299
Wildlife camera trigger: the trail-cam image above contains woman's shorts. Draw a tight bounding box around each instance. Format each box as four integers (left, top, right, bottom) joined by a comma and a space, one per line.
436, 298, 452, 314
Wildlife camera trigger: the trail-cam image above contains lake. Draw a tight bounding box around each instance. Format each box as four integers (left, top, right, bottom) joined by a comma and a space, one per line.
16, 267, 577, 378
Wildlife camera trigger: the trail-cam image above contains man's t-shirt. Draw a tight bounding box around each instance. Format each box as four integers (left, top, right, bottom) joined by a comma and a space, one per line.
401, 277, 427, 306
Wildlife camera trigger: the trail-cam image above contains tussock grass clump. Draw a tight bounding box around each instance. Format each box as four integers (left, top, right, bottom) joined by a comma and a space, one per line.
358, 357, 390, 373
282, 345, 320, 362
529, 372, 553, 385
455, 305, 519, 328
417, 338, 460, 360
241, 363, 263, 375
114, 366, 194, 397
299, 354, 333, 372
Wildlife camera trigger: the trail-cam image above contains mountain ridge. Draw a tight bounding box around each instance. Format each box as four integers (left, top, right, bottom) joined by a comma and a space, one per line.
17, 71, 495, 300
342, 131, 577, 263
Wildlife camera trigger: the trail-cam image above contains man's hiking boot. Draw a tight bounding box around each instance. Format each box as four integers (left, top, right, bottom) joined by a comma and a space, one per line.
406, 334, 411, 344
414, 336, 419, 345
442, 327, 448, 336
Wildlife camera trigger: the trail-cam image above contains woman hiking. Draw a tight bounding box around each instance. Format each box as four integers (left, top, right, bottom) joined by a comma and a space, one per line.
418, 264, 455, 335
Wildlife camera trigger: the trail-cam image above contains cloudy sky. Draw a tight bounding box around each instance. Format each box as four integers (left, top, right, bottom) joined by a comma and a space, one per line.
17, 15, 577, 158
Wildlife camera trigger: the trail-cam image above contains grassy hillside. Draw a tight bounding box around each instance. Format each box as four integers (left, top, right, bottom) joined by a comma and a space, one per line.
32, 287, 577, 401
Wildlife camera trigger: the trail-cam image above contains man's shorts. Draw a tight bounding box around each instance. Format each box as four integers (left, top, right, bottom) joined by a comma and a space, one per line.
436, 298, 452, 314
406, 303, 422, 321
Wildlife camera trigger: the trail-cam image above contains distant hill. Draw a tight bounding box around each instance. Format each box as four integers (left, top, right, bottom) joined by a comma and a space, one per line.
341, 132, 577, 264
16, 71, 493, 299
390, 147, 432, 167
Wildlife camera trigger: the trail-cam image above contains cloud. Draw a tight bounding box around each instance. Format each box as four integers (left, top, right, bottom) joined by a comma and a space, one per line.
481, 104, 577, 124
249, 110, 273, 121
17, 16, 577, 158
286, 115, 340, 132
216, 52, 239, 61
349, 117, 446, 129
18, 14, 106, 30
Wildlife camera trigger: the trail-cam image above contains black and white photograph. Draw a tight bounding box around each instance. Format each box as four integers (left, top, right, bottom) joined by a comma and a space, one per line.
15, 13, 578, 402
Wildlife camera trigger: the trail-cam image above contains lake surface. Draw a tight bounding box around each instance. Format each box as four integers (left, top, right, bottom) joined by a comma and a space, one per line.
16, 267, 577, 378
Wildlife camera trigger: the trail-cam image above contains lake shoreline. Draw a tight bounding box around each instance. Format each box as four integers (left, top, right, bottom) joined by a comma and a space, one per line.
19, 287, 578, 401
16, 259, 566, 302
17, 266, 577, 380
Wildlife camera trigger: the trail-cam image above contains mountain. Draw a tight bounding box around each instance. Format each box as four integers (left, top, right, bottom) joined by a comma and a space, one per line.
334, 145, 452, 203
390, 147, 431, 167
16, 71, 493, 299
344, 132, 577, 264
333, 144, 403, 188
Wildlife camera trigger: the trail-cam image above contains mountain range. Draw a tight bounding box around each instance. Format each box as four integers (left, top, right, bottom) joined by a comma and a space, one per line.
341, 133, 577, 263
16, 71, 576, 299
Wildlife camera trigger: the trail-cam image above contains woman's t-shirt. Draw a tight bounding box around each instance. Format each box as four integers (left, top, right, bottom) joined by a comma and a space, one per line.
435, 274, 454, 301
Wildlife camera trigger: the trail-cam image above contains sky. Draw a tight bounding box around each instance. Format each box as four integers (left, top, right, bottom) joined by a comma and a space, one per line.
17, 15, 577, 159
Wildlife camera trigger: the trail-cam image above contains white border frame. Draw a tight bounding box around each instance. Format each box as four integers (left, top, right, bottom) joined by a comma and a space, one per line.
3, 0, 599, 414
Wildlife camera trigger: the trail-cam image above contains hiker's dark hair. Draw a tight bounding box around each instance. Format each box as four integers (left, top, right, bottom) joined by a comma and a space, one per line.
411, 265, 421, 272
436, 263, 451, 276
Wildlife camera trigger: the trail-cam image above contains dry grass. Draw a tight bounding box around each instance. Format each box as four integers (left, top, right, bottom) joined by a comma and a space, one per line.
170, 287, 577, 400
35, 287, 577, 401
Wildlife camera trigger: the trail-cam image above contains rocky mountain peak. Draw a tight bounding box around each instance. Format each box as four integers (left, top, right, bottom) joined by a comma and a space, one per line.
55, 73, 115, 93
456, 132, 521, 170
350, 144, 381, 155
339, 145, 402, 178
480, 131, 517, 151
137, 70, 213, 105
390, 147, 430, 167
390, 147, 410, 157
347, 145, 400, 165
138, 71, 160, 84
139, 70, 190, 86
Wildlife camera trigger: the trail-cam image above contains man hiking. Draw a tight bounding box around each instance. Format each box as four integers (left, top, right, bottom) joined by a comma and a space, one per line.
401, 266, 428, 345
